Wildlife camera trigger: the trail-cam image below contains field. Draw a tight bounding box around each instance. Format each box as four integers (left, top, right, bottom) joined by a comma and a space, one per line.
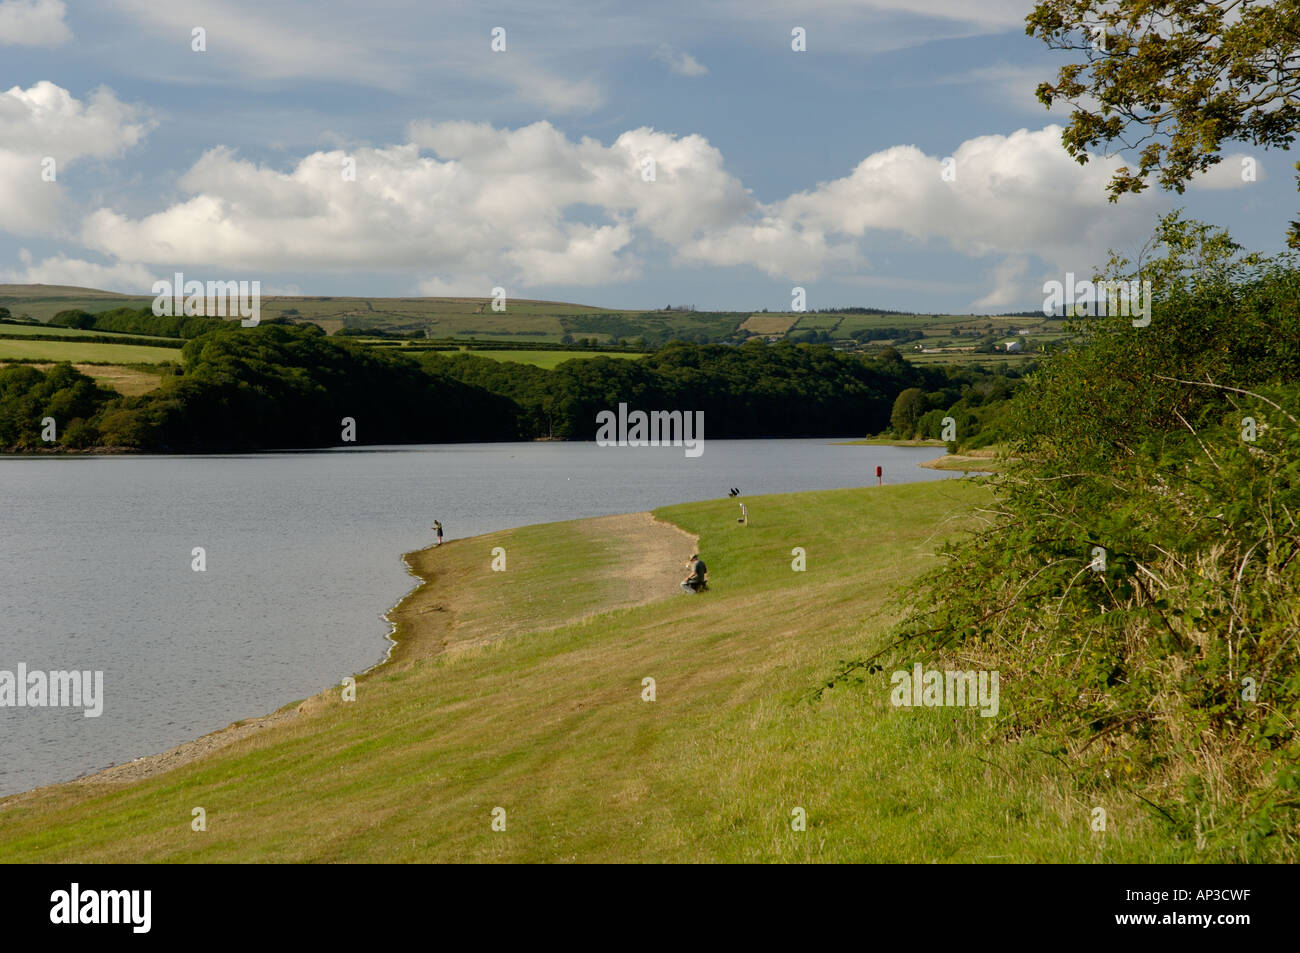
0, 339, 182, 364
0, 323, 174, 342
0, 285, 152, 324
1, 285, 1070, 363
789, 314, 845, 332
1, 363, 168, 396
739, 314, 798, 335
0, 481, 1178, 862
458, 349, 643, 369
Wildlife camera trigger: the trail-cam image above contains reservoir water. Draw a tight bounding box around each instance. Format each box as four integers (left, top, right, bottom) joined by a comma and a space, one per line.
0, 439, 957, 796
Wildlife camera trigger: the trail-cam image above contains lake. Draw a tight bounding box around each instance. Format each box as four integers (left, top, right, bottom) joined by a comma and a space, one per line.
0, 439, 955, 796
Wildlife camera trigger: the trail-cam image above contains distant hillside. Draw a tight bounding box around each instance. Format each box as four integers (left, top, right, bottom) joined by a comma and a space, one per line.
0, 284, 1059, 355
0, 285, 152, 324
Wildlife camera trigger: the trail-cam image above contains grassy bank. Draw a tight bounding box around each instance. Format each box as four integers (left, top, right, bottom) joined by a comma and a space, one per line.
0, 481, 1181, 862
918, 449, 1011, 473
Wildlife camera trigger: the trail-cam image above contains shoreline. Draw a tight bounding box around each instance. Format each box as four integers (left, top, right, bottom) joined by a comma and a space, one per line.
1, 509, 698, 805
2, 446, 954, 803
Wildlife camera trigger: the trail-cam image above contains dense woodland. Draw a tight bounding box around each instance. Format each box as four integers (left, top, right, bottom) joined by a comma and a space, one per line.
48, 305, 228, 339
0, 314, 1022, 451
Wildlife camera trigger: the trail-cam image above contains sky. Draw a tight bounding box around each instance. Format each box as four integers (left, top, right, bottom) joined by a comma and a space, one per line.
0, 0, 1288, 313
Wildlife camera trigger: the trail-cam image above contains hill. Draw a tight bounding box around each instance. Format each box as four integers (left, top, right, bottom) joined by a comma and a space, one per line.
0, 284, 1056, 360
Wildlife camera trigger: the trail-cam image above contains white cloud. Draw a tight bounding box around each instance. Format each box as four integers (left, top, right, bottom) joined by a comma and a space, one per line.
0, 0, 69, 46
971, 255, 1029, 310
780, 125, 1154, 272
1189, 154, 1263, 190
654, 45, 708, 77
0, 82, 151, 158
79, 121, 772, 284
68, 121, 1154, 291
2, 249, 154, 292
0, 82, 152, 235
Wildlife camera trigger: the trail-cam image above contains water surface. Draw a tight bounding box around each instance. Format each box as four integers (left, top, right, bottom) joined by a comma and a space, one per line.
0, 439, 955, 795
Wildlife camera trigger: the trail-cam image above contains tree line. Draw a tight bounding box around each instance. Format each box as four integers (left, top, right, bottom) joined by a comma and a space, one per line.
1, 312, 1023, 451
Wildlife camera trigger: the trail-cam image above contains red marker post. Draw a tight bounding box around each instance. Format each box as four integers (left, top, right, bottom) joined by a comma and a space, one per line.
876, 465, 883, 486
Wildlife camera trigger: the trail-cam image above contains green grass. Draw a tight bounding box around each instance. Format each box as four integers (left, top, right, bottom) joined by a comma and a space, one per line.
0, 481, 1183, 862
466, 349, 644, 368
0, 339, 184, 363
905, 352, 1038, 366
789, 315, 845, 333
0, 323, 174, 342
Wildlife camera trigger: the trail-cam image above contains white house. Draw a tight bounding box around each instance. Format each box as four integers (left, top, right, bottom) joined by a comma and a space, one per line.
1003, 339, 1023, 353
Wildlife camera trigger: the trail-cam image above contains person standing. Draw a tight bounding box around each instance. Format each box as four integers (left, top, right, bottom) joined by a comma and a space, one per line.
433, 520, 443, 545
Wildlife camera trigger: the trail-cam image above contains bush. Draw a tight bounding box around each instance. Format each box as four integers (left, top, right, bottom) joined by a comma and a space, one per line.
838, 215, 1300, 860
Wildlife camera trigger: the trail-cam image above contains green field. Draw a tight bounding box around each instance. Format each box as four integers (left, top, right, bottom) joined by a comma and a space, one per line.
905, 350, 1040, 366
0, 339, 182, 364
0, 481, 1178, 862
462, 349, 644, 368
789, 314, 845, 332
0, 322, 175, 342
0, 285, 1066, 357
0, 286, 153, 324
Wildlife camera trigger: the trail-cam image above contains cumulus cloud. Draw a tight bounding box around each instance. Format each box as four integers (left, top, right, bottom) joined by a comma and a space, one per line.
0, 0, 69, 46
0, 81, 152, 235
780, 125, 1154, 272
80, 120, 774, 285
66, 120, 1154, 292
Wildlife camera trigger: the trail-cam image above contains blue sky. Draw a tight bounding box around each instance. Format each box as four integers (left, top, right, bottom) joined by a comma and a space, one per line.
0, 0, 1288, 312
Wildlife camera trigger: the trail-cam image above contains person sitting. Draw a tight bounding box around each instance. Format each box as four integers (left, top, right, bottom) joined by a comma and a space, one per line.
680, 554, 708, 593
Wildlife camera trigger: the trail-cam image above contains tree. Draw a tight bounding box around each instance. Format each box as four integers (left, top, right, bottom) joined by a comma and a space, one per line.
1028, 0, 1300, 246
890, 387, 926, 438
51, 309, 96, 330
